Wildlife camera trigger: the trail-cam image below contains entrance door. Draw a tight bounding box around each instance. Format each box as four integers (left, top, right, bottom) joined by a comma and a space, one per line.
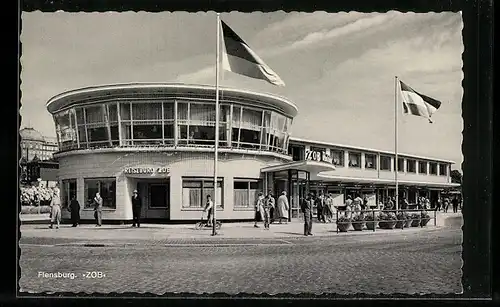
149, 184, 168, 210
290, 179, 308, 220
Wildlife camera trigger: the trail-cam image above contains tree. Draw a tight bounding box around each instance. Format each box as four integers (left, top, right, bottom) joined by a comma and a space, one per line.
450, 170, 462, 184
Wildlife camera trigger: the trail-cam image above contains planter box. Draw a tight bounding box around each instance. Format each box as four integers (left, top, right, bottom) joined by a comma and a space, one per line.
337, 222, 351, 232
411, 219, 421, 227
379, 221, 396, 229
365, 221, 376, 230
404, 219, 412, 228
420, 218, 431, 227
395, 220, 405, 228
352, 222, 364, 231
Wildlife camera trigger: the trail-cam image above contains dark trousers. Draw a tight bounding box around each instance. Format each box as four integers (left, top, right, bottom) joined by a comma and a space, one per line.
270, 208, 275, 223
316, 206, 325, 222
452, 205, 458, 213
303, 213, 312, 235
132, 206, 141, 227
94, 210, 102, 226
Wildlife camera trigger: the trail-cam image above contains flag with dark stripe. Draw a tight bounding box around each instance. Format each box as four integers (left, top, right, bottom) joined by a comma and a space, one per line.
220, 20, 285, 87
399, 80, 442, 123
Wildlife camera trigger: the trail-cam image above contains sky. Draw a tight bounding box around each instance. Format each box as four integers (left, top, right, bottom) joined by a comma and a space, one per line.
20, 11, 464, 169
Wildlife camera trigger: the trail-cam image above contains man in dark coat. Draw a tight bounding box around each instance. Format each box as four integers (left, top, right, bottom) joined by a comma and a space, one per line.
131, 190, 142, 227
301, 193, 313, 236
68, 196, 80, 227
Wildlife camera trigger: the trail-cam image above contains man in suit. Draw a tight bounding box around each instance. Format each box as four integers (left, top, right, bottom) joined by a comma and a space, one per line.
301, 193, 313, 236
131, 190, 142, 227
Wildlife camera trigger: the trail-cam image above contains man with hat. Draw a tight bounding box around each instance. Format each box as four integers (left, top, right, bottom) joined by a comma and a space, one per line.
301, 192, 314, 236
131, 189, 142, 227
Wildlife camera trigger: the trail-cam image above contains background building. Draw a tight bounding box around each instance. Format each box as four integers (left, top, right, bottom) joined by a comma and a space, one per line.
46, 83, 459, 223
20, 127, 59, 185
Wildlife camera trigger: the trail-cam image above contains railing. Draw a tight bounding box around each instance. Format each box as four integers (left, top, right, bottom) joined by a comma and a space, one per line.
333, 208, 437, 234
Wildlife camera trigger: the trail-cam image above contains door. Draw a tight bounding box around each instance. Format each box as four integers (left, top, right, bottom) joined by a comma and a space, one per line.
290, 178, 309, 220
149, 184, 168, 208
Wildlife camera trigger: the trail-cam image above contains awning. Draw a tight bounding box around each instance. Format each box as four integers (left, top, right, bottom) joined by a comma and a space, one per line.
316, 173, 460, 189
261, 160, 336, 174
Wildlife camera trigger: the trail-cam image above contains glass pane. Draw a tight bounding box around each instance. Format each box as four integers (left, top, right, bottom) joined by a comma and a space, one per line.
108, 104, 118, 122
100, 180, 116, 208
75, 108, 85, 125
85, 106, 105, 124
219, 104, 229, 122
178, 102, 188, 120
163, 102, 174, 120
190, 103, 216, 123
232, 106, 241, 126
133, 124, 162, 139
120, 102, 131, 120
84, 180, 99, 208
164, 124, 174, 139
233, 181, 248, 189
132, 103, 162, 121
88, 127, 108, 142
241, 108, 262, 130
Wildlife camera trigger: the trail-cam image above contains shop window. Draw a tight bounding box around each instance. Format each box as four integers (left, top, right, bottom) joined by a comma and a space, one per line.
133, 124, 162, 140
418, 161, 427, 174
397, 158, 404, 172
429, 162, 438, 175
61, 179, 77, 208
407, 159, 416, 173
348, 152, 361, 168
182, 178, 223, 209
290, 144, 305, 161
380, 155, 391, 171
439, 164, 448, 176
84, 178, 116, 209
233, 179, 261, 208
329, 149, 344, 166
365, 153, 377, 169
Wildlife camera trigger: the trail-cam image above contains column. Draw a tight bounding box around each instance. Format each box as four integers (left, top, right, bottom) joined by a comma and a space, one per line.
361, 153, 366, 170
344, 151, 349, 168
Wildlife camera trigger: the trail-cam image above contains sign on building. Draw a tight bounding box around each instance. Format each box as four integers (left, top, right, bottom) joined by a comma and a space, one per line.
305, 150, 333, 164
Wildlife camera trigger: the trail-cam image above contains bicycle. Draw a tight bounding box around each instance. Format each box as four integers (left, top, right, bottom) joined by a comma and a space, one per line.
195, 213, 222, 230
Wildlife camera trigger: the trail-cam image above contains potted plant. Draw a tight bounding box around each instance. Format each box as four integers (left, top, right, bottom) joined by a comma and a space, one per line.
336, 215, 352, 232
364, 213, 377, 230
410, 213, 421, 227
351, 213, 365, 231
404, 212, 412, 228
378, 212, 397, 229
395, 211, 409, 228
420, 211, 431, 226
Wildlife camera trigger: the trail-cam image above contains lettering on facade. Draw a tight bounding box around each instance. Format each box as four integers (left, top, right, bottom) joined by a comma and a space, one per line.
305, 150, 333, 164
123, 167, 170, 175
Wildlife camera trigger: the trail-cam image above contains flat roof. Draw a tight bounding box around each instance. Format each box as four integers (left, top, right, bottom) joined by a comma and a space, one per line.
46, 83, 298, 117
289, 136, 457, 164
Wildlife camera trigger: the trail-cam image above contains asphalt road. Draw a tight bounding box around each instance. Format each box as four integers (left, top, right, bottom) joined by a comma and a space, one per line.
19, 228, 462, 295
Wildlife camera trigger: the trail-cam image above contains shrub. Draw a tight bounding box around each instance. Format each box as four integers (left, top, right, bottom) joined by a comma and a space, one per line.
337, 215, 352, 224
351, 213, 365, 223
20, 206, 51, 214
378, 212, 397, 221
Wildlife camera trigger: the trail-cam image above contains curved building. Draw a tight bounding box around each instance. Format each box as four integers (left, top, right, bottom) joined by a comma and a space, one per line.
47, 83, 458, 223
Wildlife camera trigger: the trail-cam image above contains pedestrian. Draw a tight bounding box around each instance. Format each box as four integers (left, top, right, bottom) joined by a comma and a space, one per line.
362, 196, 368, 211
451, 196, 459, 213
262, 192, 274, 230
315, 192, 325, 223
266, 190, 276, 224
68, 196, 80, 227
254, 192, 265, 228
203, 194, 214, 227
353, 194, 363, 214
93, 192, 103, 227
323, 193, 334, 222
345, 195, 353, 212
276, 191, 289, 224
424, 198, 431, 210
436, 198, 442, 211
49, 189, 61, 229
131, 189, 142, 227
301, 193, 313, 236
385, 197, 395, 211
443, 197, 450, 213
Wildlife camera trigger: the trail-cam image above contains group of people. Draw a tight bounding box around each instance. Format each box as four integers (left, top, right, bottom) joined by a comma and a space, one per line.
253, 190, 290, 229
436, 196, 461, 213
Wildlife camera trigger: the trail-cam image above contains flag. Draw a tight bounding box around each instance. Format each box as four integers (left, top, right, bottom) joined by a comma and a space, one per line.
399, 80, 442, 123
220, 20, 285, 87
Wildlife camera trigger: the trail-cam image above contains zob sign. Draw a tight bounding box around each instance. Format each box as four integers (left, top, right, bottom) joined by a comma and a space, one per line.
123, 167, 169, 175
305, 150, 333, 164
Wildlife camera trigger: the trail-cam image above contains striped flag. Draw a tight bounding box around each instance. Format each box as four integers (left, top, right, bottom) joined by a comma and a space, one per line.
399, 80, 442, 123
220, 20, 285, 87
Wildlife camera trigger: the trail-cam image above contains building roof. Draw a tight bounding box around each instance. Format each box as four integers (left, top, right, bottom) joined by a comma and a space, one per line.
289, 136, 457, 164
20, 127, 45, 143
46, 83, 299, 117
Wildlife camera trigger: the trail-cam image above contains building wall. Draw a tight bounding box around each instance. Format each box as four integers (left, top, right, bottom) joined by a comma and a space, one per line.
58, 150, 287, 221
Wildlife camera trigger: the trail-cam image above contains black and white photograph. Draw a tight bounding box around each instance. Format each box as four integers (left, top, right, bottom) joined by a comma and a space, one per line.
18, 9, 470, 296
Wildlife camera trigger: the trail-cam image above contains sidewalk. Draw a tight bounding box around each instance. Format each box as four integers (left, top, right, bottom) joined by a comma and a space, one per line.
20, 220, 445, 241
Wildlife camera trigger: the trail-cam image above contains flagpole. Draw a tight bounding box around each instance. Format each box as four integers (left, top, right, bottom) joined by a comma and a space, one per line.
212, 12, 221, 236
394, 76, 399, 212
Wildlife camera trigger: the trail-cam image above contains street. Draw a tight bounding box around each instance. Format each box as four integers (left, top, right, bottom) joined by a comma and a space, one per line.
19, 227, 462, 295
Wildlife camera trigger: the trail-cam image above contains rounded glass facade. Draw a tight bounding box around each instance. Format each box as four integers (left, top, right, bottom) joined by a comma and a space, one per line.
53, 99, 293, 154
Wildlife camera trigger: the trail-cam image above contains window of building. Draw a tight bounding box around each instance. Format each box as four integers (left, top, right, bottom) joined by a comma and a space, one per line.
348, 152, 361, 168
331, 149, 344, 167
239, 108, 262, 149
380, 155, 391, 171
289, 144, 305, 161
61, 179, 77, 208
365, 153, 377, 169
418, 161, 427, 174
407, 159, 416, 173
84, 178, 116, 209
429, 162, 438, 175
397, 158, 404, 172
85, 105, 109, 147
439, 163, 448, 176
182, 178, 223, 209
233, 179, 261, 208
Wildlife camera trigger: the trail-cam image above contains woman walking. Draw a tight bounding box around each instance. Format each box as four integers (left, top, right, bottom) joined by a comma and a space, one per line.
276, 191, 289, 224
